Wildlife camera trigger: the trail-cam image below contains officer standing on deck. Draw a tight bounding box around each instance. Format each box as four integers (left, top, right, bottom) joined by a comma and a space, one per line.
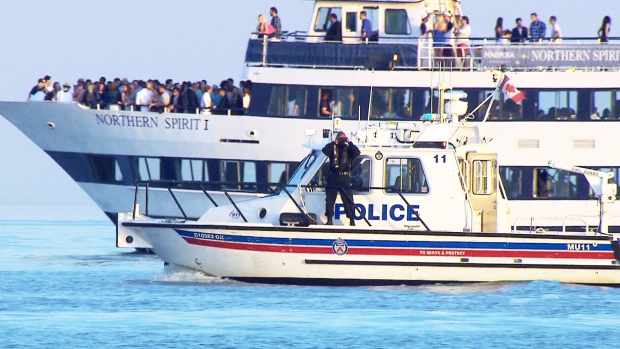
322, 131, 361, 226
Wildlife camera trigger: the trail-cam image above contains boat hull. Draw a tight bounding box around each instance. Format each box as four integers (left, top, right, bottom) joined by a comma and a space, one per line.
121, 221, 620, 285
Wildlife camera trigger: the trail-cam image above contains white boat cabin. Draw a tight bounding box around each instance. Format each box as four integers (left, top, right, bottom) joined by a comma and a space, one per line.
195, 121, 511, 234
305, 0, 458, 43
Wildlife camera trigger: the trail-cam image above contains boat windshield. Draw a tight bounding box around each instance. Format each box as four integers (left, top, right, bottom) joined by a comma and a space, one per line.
286, 150, 323, 186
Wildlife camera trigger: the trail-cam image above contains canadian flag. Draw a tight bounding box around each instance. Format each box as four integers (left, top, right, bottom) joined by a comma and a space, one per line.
499, 75, 525, 103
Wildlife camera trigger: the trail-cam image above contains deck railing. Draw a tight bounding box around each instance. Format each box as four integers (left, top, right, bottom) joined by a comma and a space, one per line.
245, 34, 620, 72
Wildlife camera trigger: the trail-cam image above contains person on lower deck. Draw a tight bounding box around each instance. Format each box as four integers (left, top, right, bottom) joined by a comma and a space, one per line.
322, 131, 361, 226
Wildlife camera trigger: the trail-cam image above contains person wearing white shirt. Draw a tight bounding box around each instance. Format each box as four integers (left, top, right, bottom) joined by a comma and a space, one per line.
56, 83, 73, 103
549, 16, 562, 43
135, 80, 154, 111
200, 86, 212, 114
455, 16, 471, 67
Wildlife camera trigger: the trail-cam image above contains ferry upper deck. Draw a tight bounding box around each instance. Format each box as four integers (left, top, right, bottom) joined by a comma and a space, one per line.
245, 0, 620, 72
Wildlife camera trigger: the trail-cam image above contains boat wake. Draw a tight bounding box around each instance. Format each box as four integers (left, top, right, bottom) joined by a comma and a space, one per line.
152, 264, 231, 284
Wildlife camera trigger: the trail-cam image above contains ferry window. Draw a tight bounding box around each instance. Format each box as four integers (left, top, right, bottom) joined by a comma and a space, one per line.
533, 168, 579, 198
330, 88, 361, 118
591, 91, 614, 120
472, 160, 493, 195
478, 90, 522, 121
138, 157, 160, 180
499, 167, 523, 199
88, 155, 123, 183
268, 85, 308, 117
591, 168, 620, 198
372, 88, 414, 119
385, 158, 428, 194
345, 12, 357, 32
115, 161, 123, 182
423, 90, 439, 115
268, 162, 298, 185
385, 9, 411, 35
220, 160, 256, 191
318, 88, 333, 118
538, 91, 577, 120
315, 7, 342, 32
352, 157, 372, 192
181, 159, 209, 181
363, 7, 379, 30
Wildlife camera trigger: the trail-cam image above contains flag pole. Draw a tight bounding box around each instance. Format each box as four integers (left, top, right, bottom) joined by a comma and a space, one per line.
481, 73, 505, 123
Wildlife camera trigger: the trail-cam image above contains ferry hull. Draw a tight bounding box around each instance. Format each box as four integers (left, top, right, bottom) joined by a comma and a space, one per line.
120, 221, 620, 286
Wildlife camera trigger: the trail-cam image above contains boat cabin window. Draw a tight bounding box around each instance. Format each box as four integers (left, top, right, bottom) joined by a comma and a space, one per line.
88, 154, 124, 182
319, 88, 361, 118
472, 160, 494, 195
372, 88, 414, 119
385, 158, 428, 194
363, 7, 379, 30
352, 156, 372, 192
537, 91, 578, 120
220, 160, 256, 191
268, 85, 308, 117
268, 162, 297, 186
533, 168, 579, 198
315, 7, 342, 32
181, 159, 209, 181
591, 91, 620, 120
499, 167, 523, 198
139, 157, 160, 180
385, 9, 411, 35
478, 90, 523, 121
345, 12, 357, 32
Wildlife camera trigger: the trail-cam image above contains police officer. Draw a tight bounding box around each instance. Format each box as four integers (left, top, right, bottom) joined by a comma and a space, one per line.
322, 131, 361, 225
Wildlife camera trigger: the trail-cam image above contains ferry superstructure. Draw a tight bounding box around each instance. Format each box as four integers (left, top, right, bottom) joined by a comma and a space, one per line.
1, 0, 620, 232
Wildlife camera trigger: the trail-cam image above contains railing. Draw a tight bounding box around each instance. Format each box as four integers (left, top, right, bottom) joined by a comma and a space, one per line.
511, 216, 592, 234
131, 179, 431, 230
132, 180, 284, 221
78, 102, 246, 116
245, 34, 620, 72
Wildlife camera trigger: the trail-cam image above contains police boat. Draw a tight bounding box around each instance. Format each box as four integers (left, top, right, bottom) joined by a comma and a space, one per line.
117, 97, 620, 286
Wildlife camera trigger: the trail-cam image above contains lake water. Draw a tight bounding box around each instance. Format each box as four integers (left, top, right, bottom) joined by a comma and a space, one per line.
1, 205, 620, 348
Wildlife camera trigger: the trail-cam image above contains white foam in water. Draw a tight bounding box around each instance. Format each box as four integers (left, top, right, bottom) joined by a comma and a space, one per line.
152, 264, 228, 284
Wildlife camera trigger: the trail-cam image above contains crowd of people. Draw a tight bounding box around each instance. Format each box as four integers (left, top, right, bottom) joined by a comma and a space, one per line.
422, 11, 613, 63
27, 75, 252, 115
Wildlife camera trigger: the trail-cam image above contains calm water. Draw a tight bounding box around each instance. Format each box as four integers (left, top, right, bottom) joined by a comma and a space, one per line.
1, 206, 620, 348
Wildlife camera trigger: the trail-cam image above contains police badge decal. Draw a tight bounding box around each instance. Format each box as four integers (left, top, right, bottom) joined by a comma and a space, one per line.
332, 237, 348, 256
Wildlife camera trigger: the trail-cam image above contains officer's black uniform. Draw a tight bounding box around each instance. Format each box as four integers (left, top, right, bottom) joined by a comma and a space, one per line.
322, 137, 361, 225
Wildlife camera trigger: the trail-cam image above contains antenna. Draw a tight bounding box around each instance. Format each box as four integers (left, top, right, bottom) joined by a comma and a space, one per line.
367, 69, 374, 128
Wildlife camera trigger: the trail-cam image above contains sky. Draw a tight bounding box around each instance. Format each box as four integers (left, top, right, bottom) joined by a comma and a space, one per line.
0, 0, 615, 213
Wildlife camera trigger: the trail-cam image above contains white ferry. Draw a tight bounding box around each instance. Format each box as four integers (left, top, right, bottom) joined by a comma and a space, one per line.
116, 107, 620, 285
1, 0, 620, 233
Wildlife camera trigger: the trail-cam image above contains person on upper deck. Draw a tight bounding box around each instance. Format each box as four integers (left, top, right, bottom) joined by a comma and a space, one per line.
494, 17, 503, 42
256, 14, 270, 38
549, 16, 562, 42
598, 16, 611, 43
529, 13, 546, 42
55, 83, 73, 103
455, 16, 471, 59
511, 18, 528, 43
324, 13, 342, 42
269, 7, 282, 39
322, 131, 360, 226
360, 11, 372, 41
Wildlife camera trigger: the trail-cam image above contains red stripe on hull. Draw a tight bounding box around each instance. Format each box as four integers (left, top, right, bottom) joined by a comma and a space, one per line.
183, 238, 615, 260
